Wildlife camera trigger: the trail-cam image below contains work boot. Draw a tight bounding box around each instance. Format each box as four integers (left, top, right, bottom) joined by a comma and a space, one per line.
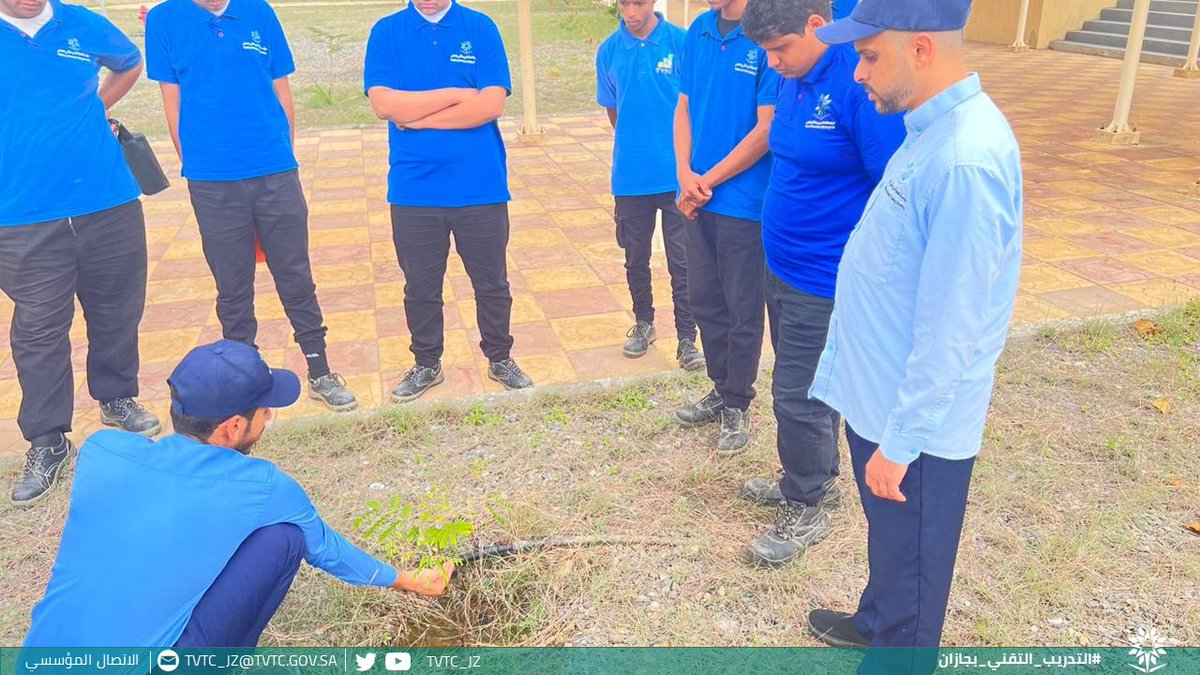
488, 358, 534, 390
392, 363, 444, 403
10, 436, 77, 507
807, 609, 869, 648
623, 321, 656, 358
716, 407, 750, 455
309, 372, 358, 412
747, 499, 832, 565
99, 397, 162, 436
676, 388, 725, 426
676, 338, 705, 371
740, 475, 841, 509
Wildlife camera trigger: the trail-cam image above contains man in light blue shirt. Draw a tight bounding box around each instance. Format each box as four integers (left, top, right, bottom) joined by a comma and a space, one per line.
805, 0, 1023, 664
25, 340, 450, 650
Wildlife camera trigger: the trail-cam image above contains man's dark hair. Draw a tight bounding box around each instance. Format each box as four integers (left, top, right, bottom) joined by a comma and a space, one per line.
743, 0, 832, 44
169, 405, 258, 443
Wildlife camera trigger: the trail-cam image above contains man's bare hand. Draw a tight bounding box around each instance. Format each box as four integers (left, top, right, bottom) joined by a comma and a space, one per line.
392, 561, 456, 597
677, 170, 711, 207
865, 448, 909, 503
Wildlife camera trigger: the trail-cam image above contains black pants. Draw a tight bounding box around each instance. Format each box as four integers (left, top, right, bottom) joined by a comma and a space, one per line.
614, 193, 695, 341
391, 203, 514, 366
0, 199, 147, 442
684, 210, 765, 410
187, 170, 328, 357
766, 270, 840, 505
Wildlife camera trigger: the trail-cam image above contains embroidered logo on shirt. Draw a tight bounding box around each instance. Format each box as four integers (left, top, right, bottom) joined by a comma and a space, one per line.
451, 41, 476, 64
805, 93, 836, 130
242, 30, 268, 55
56, 37, 92, 62
882, 163, 915, 209
734, 48, 758, 76
656, 53, 675, 75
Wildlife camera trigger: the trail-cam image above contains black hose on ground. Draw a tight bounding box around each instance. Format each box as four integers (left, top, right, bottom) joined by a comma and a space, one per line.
450, 535, 670, 577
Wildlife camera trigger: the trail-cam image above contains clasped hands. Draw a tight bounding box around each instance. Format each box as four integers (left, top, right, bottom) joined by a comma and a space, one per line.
676, 170, 712, 220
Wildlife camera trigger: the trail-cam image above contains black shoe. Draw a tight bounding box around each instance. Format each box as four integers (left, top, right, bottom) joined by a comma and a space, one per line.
676, 338, 706, 371
10, 437, 77, 507
807, 608, 869, 648
99, 397, 162, 436
740, 475, 842, 510
488, 358, 534, 390
623, 321, 656, 358
716, 407, 750, 455
676, 388, 725, 427
309, 372, 358, 412
747, 499, 832, 565
392, 363, 444, 403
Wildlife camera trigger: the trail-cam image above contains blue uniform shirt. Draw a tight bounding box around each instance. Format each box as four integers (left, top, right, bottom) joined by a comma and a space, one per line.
145, 0, 298, 181
761, 44, 905, 299
595, 14, 686, 197
24, 431, 397, 648
832, 0, 858, 20
364, 2, 512, 208
810, 75, 1024, 465
679, 10, 779, 222
0, 0, 141, 226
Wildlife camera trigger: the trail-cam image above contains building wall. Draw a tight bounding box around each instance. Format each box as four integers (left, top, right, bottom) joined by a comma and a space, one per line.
966, 0, 1114, 49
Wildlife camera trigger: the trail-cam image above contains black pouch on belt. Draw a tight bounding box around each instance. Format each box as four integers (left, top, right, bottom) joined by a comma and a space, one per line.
109, 118, 171, 196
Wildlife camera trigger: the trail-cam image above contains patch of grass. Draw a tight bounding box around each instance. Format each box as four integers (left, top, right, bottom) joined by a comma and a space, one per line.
464, 402, 504, 427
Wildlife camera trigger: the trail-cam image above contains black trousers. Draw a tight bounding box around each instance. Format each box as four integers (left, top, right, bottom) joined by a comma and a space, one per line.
684, 210, 765, 410
391, 203, 514, 366
766, 269, 840, 505
187, 170, 328, 356
0, 199, 147, 441
613, 193, 695, 341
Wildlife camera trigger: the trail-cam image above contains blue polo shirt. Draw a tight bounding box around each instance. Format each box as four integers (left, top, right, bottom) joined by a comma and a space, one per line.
762, 44, 905, 299
364, 2, 512, 208
679, 10, 779, 222
832, 0, 858, 20
24, 431, 397, 649
145, 0, 298, 181
0, 0, 141, 227
595, 14, 685, 197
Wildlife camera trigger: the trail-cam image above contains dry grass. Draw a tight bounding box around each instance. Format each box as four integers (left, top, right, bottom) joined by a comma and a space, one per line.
2, 303, 1199, 648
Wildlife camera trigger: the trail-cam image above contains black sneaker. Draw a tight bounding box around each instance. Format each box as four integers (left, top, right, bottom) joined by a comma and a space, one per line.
488, 358, 534, 390
309, 373, 358, 412
10, 437, 77, 507
623, 321, 656, 358
392, 363, 444, 403
676, 338, 706, 371
740, 475, 841, 510
807, 609, 869, 648
676, 388, 725, 427
99, 397, 162, 436
716, 407, 750, 455
747, 499, 832, 565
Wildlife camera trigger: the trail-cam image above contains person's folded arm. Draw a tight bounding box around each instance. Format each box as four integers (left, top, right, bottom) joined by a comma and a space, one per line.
367, 86, 477, 126
404, 86, 507, 130
878, 165, 1021, 465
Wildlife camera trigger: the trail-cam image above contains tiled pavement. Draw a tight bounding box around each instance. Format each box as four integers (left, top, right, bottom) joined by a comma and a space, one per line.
0, 44, 1198, 457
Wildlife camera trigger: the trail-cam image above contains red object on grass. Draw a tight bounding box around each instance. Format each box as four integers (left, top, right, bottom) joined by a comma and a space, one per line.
138, 5, 148, 22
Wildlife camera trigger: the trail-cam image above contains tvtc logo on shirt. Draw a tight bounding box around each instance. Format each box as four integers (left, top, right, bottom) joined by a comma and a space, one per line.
734, 48, 758, 76
56, 36, 91, 62
242, 29, 268, 55
451, 40, 477, 64
805, 93, 837, 130
655, 53, 675, 75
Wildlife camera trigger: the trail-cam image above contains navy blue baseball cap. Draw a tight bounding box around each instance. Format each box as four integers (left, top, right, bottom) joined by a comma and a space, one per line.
817, 0, 974, 45
168, 340, 301, 418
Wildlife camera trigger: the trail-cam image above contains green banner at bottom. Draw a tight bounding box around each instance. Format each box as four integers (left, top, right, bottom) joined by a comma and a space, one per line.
4, 647, 1198, 675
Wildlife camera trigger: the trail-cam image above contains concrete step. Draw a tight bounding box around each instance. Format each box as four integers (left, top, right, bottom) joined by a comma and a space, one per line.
1062, 28, 1191, 55
1050, 38, 1189, 66
1081, 18, 1196, 41
1101, 7, 1200, 28
1115, 0, 1198, 15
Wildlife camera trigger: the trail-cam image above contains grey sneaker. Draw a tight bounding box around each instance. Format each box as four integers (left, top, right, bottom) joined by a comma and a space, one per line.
488, 358, 534, 390
309, 373, 358, 412
623, 321, 656, 358
716, 407, 750, 455
10, 437, 77, 507
740, 475, 841, 510
99, 397, 162, 436
392, 363, 444, 403
676, 388, 725, 427
747, 499, 832, 565
676, 338, 705, 371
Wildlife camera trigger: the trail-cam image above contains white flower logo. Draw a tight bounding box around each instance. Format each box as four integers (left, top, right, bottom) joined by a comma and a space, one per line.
460, 41, 473, 55
1128, 626, 1168, 673
67, 37, 80, 50
250, 30, 261, 44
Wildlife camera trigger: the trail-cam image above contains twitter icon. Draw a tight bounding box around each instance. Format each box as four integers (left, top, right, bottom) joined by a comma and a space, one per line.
356, 653, 377, 671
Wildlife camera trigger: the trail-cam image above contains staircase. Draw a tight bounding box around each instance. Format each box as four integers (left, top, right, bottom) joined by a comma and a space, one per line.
1050, 0, 1197, 66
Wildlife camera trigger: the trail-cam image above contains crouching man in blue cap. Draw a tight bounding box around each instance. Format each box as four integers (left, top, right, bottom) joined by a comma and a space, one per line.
804, 0, 1023, 666
24, 340, 451, 649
